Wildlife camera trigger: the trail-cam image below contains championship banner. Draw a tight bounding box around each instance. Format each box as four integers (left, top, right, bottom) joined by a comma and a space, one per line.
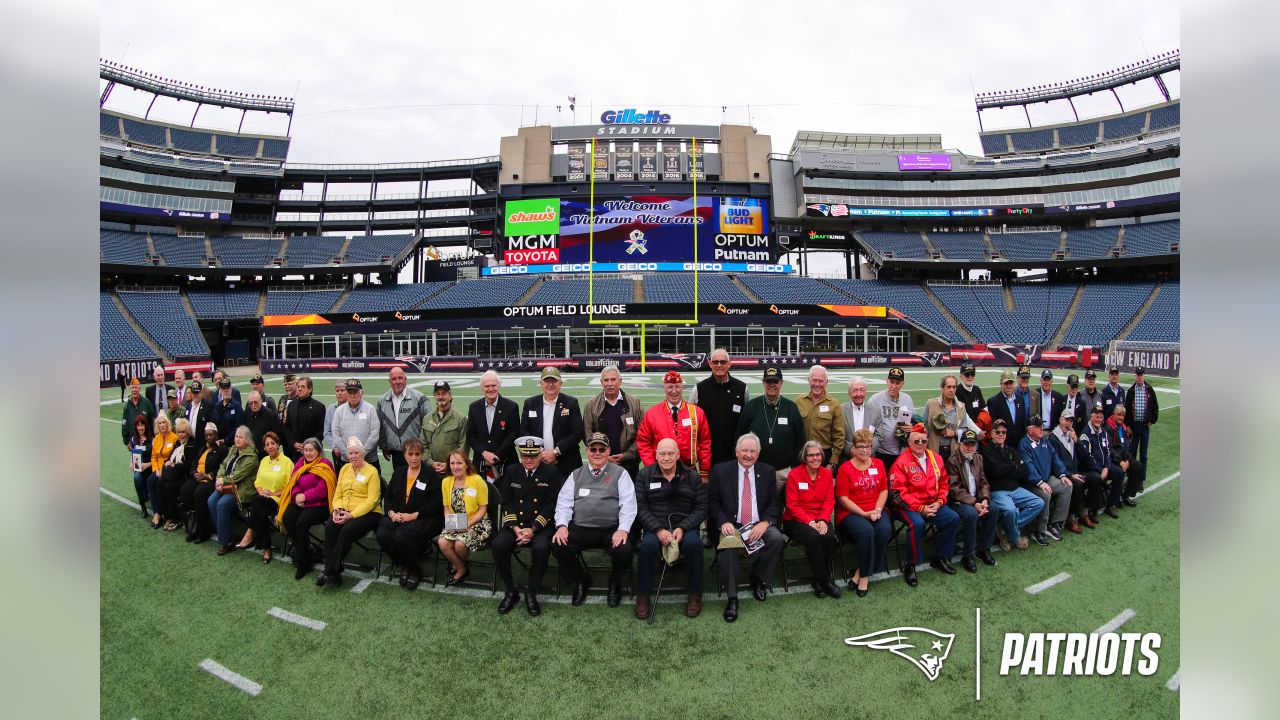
638, 142, 658, 181
567, 144, 586, 182
662, 143, 681, 180
614, 144, 634, 181
687, 146, 705, 180
592, 143, 609, 179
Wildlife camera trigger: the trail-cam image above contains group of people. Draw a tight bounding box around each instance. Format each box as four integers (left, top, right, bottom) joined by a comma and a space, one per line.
119, 355, 1159, 623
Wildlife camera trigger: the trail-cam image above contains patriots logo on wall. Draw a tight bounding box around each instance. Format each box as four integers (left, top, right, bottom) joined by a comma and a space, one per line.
914, 352, 944, 367
393, 356, 433, 373
845, 627, 955, 681
807, 203, 831, 216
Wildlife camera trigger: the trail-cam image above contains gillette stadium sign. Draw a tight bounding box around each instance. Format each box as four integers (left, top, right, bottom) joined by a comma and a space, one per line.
552, 109, 720, 141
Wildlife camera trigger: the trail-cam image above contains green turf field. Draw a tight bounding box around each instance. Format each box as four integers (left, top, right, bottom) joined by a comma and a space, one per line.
100, 368, 1180, 719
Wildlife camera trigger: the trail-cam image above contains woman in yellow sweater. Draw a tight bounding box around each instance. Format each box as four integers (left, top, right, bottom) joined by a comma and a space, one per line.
238, 431, 290, 563
437, 449, 492, 587
146, 413, 179, 529
317, 436, 382, 588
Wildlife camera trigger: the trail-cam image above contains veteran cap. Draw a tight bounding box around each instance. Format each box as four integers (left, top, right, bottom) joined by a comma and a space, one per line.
959, 428, 979, 444
540, 367, 562, 381
762, 366, 782, 382
887, 366, 905, 382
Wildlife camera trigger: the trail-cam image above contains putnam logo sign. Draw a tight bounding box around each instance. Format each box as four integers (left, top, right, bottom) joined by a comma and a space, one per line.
504, 198, 561, 236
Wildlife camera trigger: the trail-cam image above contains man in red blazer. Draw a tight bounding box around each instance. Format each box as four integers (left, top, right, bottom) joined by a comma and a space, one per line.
889, 423, 960, 587
636, 371, 712, 481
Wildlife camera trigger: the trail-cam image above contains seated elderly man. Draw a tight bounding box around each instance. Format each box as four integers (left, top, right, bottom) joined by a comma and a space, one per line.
707, 432, 784, 623
889, 423, 960, 587
551, 433, 638, 609
491, 437, 561, 617
1018, 415, 1073, 545
633, 437, 708, 620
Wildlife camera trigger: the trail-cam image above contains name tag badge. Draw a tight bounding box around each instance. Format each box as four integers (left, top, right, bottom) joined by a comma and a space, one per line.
972, 400, 980, 408
778, 417, 788, 425
560, 408, 570, 416
681, 417, 692, 427
798, 482, 809, 490
355, 474, 367, 483
272, 465, 280, 473
732, 404, 741, 413
649, 482, 662, 490
819, 405, 829, 413
528, 410, 538, 418
414, 481, 427, 491
869, 467, 879, 475
465, 487, 478, 497
166, 442, 173, 449
578, 488, 591, 497
357, 412, 367, 420
625, 416, 634, 425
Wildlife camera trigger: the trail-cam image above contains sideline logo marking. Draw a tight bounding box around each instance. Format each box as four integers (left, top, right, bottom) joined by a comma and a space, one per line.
845, 627, 955, 681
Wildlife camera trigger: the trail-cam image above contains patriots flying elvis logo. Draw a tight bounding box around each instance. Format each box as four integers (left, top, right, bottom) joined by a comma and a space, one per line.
845, 627, 955, 681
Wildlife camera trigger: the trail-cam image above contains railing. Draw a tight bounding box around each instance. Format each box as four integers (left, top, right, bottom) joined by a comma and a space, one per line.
284, 156, 500, 171
117, 285, 180, 293
925, 279, 1001, 287
278, 189, 491, 202
995, 225, 1062, 234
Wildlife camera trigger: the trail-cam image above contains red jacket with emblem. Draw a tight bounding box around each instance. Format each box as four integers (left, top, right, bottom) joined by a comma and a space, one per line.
636, 400, 712, 478
889, 448, 950, 512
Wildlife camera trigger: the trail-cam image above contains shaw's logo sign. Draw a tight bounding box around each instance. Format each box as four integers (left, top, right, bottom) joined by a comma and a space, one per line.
845, 627, 955, 681
503, 198, 562, 236
600, 109, 671, 125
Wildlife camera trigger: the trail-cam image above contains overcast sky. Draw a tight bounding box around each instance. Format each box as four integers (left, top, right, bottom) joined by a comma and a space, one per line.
100, 1, 1180, 164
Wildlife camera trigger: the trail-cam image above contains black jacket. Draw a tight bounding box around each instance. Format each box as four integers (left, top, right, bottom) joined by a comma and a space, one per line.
1029, 390, 1066, 431
1124, 382, 1159, 425
191, 443, 228, 482
1061, 392, 1089, 432
986, 392, 1028, 448
466, 395, 520, 473
1078, 424, 1114, 474
1106, 421, 1136, 464
500, 463, 561, 529
634, 462, 708, 534
955, 382, 986, 422
383, 464, 443, 516
1047, 432, 1083, 475
162, 438, 199, 482
243, 406, 285, 454
185, 397, 215, 451
519, 393, 585, 478
707, 459, 779, 528
284, 396, 327, 456
980, 442, 1029, 493
693, 375, 748, 467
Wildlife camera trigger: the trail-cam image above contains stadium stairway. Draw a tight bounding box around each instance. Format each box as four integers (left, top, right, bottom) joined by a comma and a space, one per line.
1048, 284, 1087, 347
632, 277, 643, 303
981, 231, 998, 258
922, 285, 978, 343
256, 288, 268, 316
110, 291, 169, 361
919, 231, 939, 258
145, 235, 159, 262
202, 237, 215, 262
1004, 285, 1016, 312
277, 236, 290, 260
329, 287, 351, 312
731, 275, 764, 303
1116, 281, 1164, 341
516, 278, 546, 306
1057, 230, 1069, 256
178, 289, 199, 322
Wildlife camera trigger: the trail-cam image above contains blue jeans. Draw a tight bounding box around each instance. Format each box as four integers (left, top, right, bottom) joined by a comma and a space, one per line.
207, 491, 240, 546
989, 488, 1044, 543
838, 513, 891, 575
133, 471, 150, 510
635, 531, 704, 594
893, 505, 959, 565
951, 502, 998, 556
1132, 422, 1150, 467
146, 472, 163, 517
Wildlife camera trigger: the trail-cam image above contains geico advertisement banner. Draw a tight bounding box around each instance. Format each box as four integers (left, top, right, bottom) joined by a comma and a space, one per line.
482, 261, 793, 276
551, 195, 772, 264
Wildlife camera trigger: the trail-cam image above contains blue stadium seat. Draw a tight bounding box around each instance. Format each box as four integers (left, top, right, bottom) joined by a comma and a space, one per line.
991, 231, 1059, 261
285, 236, 344, 266
1121, 220, 1179, 257
857, 231, 928, 259
642, 273, 750, 304
100, 230, 150, 265
340, 283, 454, 312
176, 156, 226, 172
1009, 129, 1054, 152
210, 237, 281, 268
261, 138, 290, 160
1060, 283, 1156, 346
527, 277, 633, 305
265, 290, 342, 315
827, 280, 967, 343
121, 118, 167, 148
1056, 122, 1100, 148
100, 294, 157, 360
187, 290, 260, 319
152, 237, 207, 267
1126, 282, 1179, 342
1065, 228, 1119, 258
117, 291, 209, 357
737, 275, 851, 304
100, 113, 121, 138
215, 135, 260, 158
932, 284, 1074, 345
343, 235, 416, 265
1103, 112, 1147, 141
1147, 104, 1180, 132
169, 127, 214, 154
927, 232, 987, 260
980, 134, 1009, 155
423, 277, 539, 309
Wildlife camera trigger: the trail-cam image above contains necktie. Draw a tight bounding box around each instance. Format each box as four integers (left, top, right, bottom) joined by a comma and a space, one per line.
671, 404, 679, 425
592, 468, 601, 480
739, 468, 752, 525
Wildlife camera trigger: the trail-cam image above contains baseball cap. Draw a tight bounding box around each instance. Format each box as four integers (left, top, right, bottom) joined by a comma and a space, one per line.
1135, 367, 1146, 376
1060, 409, 1074, 420
434, 380, 451, 393
1027, 414, 1042, 428
190, 380, 203, 393
541, 367, 562, 381
887, 366, 905, 382
282, 373, 296, 382
217, 378, 232, 389
1017, 365, 1031, 378
999, 370, 1015, 384
586, 432, 610, 448
1092, 402, 1105, 415
762, 367, 782, 382
249, 374, 264, 384
1066, 374, 1080, 387
1108, 366, 1120, 374
1084, 369, 1097, 379
959, 429, 978, 444
166, 389, 176, 399
960, 362, 976, 376
344, 378, 362, 391
130, 378, 140, 386
1040, 369, 1053, 380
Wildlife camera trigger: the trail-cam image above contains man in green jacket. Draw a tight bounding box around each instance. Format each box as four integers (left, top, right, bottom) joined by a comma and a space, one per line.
121, 378, 156, 448
735, 366, 805, 490
421, 381, 469, 475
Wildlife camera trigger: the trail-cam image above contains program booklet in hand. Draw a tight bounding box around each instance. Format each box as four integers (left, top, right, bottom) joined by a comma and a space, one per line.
445, 513, 468, 532
737, 523, 765, 555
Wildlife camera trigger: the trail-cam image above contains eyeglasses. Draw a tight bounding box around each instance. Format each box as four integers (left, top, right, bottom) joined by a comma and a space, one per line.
853, 444, 872, 450
909, 438, 927, 445
992, 430, 1007, 435
805, 451, 824, 457
587, 446, 608, 453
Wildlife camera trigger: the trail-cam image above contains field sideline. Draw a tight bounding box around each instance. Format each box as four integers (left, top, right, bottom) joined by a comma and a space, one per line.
100, 368, 1180, 719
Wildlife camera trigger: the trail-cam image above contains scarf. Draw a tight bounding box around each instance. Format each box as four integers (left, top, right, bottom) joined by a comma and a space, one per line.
275, 457, 337, 527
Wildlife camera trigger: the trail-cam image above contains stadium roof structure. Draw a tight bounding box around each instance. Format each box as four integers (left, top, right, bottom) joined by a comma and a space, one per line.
974, 50, 1179, 130
789, 131, 943, 155
99, 59, 295, 133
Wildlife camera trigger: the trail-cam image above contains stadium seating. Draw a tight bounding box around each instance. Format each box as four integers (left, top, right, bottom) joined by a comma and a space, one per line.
261, 138, 290, 160
215, 135, 260, 158
100, 113, 121, 138
100, 230, 150, 265
980, 134, 1008, 155
1009, 129, 1054, 152
100, 293, 157, 360
176, 156, 226, 172
932, 284, 1074, 344
121, 118, 167, 148
737, 275, 852, 304
1103, 112, 1147, 141
285, 236, 344, 266
1065, 227, 1119, 258
642, 273, 750, 304
340, 282, 454, 312
991, 231, 1060, 261
826, 279, 968, 343
117, 291, 209, 357
169, 127, 213, 154
1148, 104, 1180, 132
264, 290, 343, 315
927, 232, 988, 260
857, 231, 929, 259
343, 235, 416, 265
1056, 122, 1100, 148
423, 276, 539, 309
210, 237, 281, 268
1121, 220, 1179, 257
1126, 281, 1179, 342
1060, 283, 1156, 346
527, 277, 633, 305
187, 289, 260, 319
151, 236, 207, 267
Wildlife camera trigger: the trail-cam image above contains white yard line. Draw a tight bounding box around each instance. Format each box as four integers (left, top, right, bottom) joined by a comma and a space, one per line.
100, 487, 141, 511
350, 579, 373, 594
1138, 472, 1180, 497
1092, 608, 1136, 635
1165, 668, 1181, 691
199, 659, 263, 696
266, 607, 326, 631
1025, 572, 1071, 595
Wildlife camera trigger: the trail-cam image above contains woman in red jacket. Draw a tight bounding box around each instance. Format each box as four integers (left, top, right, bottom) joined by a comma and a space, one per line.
783, 440, 841, 598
